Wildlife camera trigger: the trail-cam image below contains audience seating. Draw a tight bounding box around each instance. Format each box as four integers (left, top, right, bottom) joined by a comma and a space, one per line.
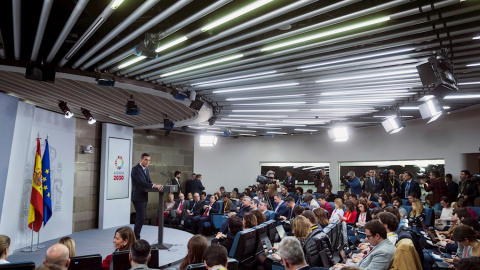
265, 210, 275, 221
112, 248, 159, 270
0, 262, 35, 269
201, 201, 224, 232
402, 199, 408, 205
265, 220, 277, 243
313, 193, 320, 199
372, 202, 379, 207
231, 200, 238, 210
68, 254, 102, 270
252, 223, 269, 255
424, 208, 434, 227
403, 206, 412, 216
470, 207, 480, 217
229, 228, 257, 265
328, 202, 335, 210
186, 258, 239, 270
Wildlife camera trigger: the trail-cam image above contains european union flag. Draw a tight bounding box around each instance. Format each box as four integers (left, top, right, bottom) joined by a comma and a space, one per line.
42, 139, 53, 225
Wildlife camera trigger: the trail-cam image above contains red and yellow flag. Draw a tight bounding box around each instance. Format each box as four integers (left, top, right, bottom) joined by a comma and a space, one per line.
28, 138, 43, 232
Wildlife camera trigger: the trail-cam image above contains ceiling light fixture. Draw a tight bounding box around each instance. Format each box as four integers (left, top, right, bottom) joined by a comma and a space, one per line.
316, 69, 417, 83
267, 131, 288, 135
418, 97, 443, 124
199, 135, 218, 147
473, 36, 480, 40
232, 109, 299, 113
81, 108, 96, 124
58, 101, 74, 118
382, 115, 405, 134
118, 56, 147, 69
318, 98, 395, 104
294, 129, 318, 132
226, 94, 305, 101
160, 54, 243, 77
328, 126, 349, 142
155, 36, 188, 53
298, 47, 414, 69
458, 81, 480, 85
215, 121, 258, 125
213, 82, 299, 94
246, 126, 282, 130
400, 106, 450, 110
201, 0, 274, 32
444, 94, 480, 99
262, 16, 390, 51
111, 0, 125, 9
265, 123, 306, 127
320, 89, 409, 96
221, 118, 271, 122
466, 63, 480, 67
239, 133, 257, 136
193, 71, 277, 86
228, 115, 288, 118
232, 101, 306, 106
231, 129, 257, 133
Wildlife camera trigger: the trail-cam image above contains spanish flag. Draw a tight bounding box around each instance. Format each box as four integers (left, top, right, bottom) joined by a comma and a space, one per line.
28, 138, 43, 232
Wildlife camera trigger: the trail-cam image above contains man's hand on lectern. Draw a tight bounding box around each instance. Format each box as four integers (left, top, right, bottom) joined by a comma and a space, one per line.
153, 184, 164, 191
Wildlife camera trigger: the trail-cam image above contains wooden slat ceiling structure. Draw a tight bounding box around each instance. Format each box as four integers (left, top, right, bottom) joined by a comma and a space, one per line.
0, 0, 479, 136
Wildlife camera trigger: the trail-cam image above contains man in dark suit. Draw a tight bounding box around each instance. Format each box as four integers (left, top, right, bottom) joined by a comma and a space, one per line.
131, 153, 163, 239
169, 193, 188, 226
283, 171, 296, 193
400, 171, 421, 200
364, 170, 382, 195
273, 194, 289, 219
171, 171, 182, 194
185, 173, 196, 196
189, 174, 205, 196
445, 173, 459, 203
184, 192, 205, 229
192, 195, 220, 234
384, 169, 401, 199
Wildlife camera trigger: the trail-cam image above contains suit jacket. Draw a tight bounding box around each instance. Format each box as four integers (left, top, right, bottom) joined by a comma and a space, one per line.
201, 201, 220, 216
446, 181, 459, 203
283, 176, 296, 192
384, 178, 401, 197
274, 201, 289, 218
357, 238, 396, 270
389, 238, 422, 270
221, 199, 233, 213
364, 177, 382, 194
314, 176, 332, 194
189, 200, 206, 216
401, 180, 421, 200
171, 178, 181, 193
131, 163, 153, 202
189, 179, 205, 196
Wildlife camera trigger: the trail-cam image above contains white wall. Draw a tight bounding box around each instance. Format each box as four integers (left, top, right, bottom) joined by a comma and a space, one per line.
194, 107, 480, 194
98, 123, 133, 229
0, 101, 76, 252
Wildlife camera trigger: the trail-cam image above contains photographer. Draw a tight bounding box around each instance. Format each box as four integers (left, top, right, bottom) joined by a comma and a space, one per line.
343, 171, 362, 195
383, 169, 401, 199
265, 171, 280, 209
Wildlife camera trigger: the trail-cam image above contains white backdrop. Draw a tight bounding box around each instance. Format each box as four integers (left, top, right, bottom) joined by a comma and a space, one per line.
0, 103, 75, 252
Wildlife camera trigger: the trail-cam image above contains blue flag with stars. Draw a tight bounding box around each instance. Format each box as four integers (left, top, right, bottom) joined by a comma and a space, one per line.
42, 139, 52, 225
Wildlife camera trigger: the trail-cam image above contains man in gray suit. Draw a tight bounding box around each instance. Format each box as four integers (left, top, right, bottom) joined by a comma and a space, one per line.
131, 153, 164, 239
332, 220, 396, 270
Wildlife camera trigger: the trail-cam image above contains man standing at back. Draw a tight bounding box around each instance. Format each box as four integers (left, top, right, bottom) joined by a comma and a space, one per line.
129, 239, 152, 270
283, 171, 296, 193
43, 243, 70, 270
314, 169, 332, 194
131, 153, 163, 239
171, 171, 182, 194
400, 171, 421, 201
185, 173, 196, 196
458, 170, 479, 205
190, 174, 205, 196
424, 170, 448, 203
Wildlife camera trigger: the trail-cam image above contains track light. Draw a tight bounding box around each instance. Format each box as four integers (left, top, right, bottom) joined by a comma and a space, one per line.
222, 128, 232, 137
382, 115, 405, 134
328, 126, 349, 142
416, 49, 458, 99
58, 101, 74, 118
419, 97, 443, 124
81, 108, 96, 124
96, 73, 115, 87
133, 33, 160, 58
199, 135, 218, 147
125, 95, 140, 115
163, 118, 175, 130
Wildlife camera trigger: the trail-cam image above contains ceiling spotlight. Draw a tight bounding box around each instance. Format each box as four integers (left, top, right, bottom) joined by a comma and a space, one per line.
181, 126, 190, 132
199, 135, 218, 147
96, 73, 115, 87
328, 126, 349, 142
171, 88, 188, 101
416, 49, 458, 99
133, 33, 159, 58
222, 128, 232, 137
81, 108, 96, 124
163, 118, 175, 130
125, 95, 140, 115
382, 115, 405, 134
58, 101, 73, 118
418, 97, 443, 124
208, 116, 217, 126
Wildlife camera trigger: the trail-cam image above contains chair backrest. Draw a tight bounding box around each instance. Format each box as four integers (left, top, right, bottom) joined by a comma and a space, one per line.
403, 206, 412, 216
229, 228, 257, 263
313, 193, 320, 199
231, 200, 237, 210
217, 201, 224, 213
111, 250, 131, 270
424, 208, 433, 226
186, 258, 239, 270
265, 220, 277, 242
435, 203, 443, 211
328, 202, 335, 210
372, 201, 379, 207
69, 254, 102, 270
336, 191, 344, 199
265, 210, 275, 221
470, 207, 480, 217
402, 199, 408, 205
253, 224, 268, 254
0, 262, 35, 270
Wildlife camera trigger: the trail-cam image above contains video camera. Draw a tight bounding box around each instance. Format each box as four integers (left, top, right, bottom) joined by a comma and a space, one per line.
256, 174, 275, 185
379, 169, 390, 181
340, 175, 351, 192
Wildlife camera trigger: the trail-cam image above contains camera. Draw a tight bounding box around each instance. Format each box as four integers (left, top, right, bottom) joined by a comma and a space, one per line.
379, 169, 390, 181
256, 175, 275, 185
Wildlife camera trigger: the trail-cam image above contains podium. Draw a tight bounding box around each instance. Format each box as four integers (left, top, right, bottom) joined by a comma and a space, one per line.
145, 185, 178, 249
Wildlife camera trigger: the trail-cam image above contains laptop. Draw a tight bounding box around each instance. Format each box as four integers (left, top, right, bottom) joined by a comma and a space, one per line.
421, 220, 439, 243
276, 225, 287, 240
261, 236, 281, 262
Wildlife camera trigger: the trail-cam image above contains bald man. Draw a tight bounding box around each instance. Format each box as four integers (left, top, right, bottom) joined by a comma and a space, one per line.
43, 243, 70, 270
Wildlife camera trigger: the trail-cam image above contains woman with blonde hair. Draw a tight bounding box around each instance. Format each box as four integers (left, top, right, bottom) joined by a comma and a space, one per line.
164, 193, 176, 219
0, 235, 10, 264
179, 235, 207, 270
58, 236, 76, 257
408, 199, 426, 228
329, 198, 344, 223
291, 216, 312, 244
102, 226, 136, 269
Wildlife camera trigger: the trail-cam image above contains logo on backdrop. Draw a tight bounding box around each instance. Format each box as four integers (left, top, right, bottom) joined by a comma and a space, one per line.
113, 155, 125, 181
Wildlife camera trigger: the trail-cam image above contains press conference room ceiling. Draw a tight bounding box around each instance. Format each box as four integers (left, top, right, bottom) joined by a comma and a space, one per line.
0, 0, 479, 137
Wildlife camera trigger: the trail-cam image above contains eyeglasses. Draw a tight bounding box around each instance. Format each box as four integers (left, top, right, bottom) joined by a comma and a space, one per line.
365, 234, 374, 239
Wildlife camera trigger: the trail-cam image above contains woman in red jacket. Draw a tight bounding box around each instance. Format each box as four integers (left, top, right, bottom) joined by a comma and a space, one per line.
340, 200, 357, 224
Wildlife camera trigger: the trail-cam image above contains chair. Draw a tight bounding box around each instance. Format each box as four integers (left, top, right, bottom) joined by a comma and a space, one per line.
229, 228, 257, 265
469, 207, 480, 217
0, 262, 35, 270
253, 223, 268, 254
69, 254, 102, 270
402, 199, 408, 205
112, 249, 159, 270
328, 202, 335, 210
403, 206, 412, 216
186, 258, 239, 270
265, 220, 277, 243
435, 203, 443, 211
265, 210, 275, 221
372, 201, 379, 207
313, 192, 320, 199
231, 200, 238, 210
424, 208, 434, 227
202, 201, 224, 231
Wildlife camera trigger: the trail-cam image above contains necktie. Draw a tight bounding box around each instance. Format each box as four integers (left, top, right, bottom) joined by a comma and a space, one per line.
288, 177, 291, 184
204, 203, 212, 217
405, 182, 410, 198
179, 201, 183, 211
371, 177, 375, 186
143, 168, 146, 175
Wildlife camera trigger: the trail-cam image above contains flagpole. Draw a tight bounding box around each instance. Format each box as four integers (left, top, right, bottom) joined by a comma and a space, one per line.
37, 134, 47, 249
